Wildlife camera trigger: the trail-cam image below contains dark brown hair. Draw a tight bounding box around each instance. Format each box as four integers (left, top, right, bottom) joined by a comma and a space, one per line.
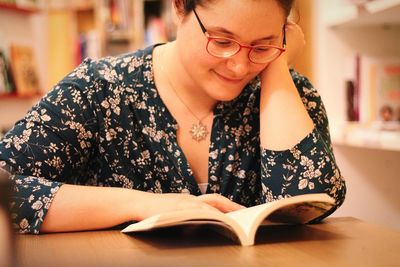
174, 0, 295, 18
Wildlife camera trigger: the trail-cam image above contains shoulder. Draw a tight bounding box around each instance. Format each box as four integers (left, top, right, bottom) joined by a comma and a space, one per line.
65, 46, 154, 86
52, 45, 156, 105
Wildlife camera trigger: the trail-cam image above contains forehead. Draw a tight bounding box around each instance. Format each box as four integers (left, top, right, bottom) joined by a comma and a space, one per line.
198, 0, 286, 19
196, 0, 286, 41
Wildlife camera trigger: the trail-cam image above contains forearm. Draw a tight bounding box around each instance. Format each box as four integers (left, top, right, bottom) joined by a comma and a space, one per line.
260, 58, 314, 150
40, 184, 144, 233
40, 184, 244, 233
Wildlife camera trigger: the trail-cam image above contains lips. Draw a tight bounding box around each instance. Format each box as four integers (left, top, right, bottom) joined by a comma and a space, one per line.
213, 71, 244, 84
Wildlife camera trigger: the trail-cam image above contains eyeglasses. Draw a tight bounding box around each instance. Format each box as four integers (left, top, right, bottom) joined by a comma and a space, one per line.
192, 8, 286, 64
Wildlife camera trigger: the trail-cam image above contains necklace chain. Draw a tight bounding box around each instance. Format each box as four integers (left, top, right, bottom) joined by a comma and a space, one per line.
159, 47, 212, 142
165, 73, 210, 123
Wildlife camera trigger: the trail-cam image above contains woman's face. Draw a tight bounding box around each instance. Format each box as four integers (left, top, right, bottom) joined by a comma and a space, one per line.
174, 0, 286, 102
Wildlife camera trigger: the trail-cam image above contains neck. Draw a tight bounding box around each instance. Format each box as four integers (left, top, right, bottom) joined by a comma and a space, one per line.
161, 42, 217, 116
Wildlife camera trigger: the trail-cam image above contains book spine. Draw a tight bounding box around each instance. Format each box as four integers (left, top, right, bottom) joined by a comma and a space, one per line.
354, 54, 361, 121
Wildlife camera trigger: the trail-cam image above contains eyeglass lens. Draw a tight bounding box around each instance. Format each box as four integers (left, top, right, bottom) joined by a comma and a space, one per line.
207, 38, 282, 64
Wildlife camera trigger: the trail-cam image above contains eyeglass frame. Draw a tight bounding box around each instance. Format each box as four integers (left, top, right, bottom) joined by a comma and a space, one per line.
192, 8, 287, 64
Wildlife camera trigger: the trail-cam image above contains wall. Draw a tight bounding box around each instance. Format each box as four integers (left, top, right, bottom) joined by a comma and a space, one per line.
313, 0, 400, 230
333, 145, 400, 230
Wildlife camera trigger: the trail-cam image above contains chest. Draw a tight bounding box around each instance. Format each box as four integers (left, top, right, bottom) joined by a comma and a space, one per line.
175, 114, 213, 184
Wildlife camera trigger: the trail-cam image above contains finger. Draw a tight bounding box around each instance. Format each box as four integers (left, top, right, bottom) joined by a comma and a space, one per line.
286, 20, 296, 25
186, 199, 221, 211
197, 194, 245, 213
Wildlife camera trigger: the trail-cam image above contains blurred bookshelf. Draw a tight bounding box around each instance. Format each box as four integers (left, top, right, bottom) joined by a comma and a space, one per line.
51, 0, 173, 58
331, 122, 400, 152
0, 0, 43, 100
318, 0, 400, 152
0, 1, 40, 13
0, 92, 41, 99
46, 0, 173, 85
328, 0, 400, 28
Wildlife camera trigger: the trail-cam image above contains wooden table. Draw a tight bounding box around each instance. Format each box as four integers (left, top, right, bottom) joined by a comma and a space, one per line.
15, 217, 400, 267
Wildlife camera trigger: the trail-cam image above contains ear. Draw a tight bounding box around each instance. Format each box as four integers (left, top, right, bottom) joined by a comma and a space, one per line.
172, 0, 186, 26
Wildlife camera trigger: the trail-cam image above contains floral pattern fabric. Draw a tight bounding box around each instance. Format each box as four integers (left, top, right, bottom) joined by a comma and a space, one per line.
0, 45, 346, 233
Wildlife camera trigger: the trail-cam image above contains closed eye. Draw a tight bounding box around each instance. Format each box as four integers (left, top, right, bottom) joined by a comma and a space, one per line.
252, 46, 273, 53
211, 38, 235, 47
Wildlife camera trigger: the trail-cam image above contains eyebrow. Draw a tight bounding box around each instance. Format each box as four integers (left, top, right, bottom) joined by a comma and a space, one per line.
207, 26, 279, 42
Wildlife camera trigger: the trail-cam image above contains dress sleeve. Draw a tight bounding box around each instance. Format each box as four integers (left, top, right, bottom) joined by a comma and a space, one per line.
260, 70, 346, 220
0, 58, 103, 233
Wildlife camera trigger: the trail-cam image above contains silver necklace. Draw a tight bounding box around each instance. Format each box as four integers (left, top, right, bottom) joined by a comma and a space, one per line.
159, 48, 212, 142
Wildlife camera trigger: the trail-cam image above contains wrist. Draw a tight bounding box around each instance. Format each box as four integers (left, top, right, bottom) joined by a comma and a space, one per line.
121, 189, 148, 222
125, 190, 170, 222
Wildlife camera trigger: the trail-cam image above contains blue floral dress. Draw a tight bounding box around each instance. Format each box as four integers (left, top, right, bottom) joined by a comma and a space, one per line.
0, 45, 346, 233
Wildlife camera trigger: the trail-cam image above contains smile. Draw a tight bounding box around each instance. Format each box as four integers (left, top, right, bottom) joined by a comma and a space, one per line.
213, 71, 244, 84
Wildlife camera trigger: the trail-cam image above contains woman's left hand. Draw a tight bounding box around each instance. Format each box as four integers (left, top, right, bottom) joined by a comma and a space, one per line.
281, 21, 306, 66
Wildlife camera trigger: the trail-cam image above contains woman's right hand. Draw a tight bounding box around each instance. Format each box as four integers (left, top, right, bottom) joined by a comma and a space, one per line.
134, 191, 245, 221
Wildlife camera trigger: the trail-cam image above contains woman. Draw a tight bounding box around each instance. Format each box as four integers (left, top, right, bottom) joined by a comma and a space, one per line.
0, 0, 345, 234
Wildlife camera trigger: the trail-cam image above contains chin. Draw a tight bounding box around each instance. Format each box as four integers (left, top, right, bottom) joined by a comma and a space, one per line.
207, 70, 254, 101
207, 86, 245, 102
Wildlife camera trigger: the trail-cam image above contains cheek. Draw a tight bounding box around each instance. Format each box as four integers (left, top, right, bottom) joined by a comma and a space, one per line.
251, 63, 269, 75
183, 48, 221, 74
178, 36, 207, 65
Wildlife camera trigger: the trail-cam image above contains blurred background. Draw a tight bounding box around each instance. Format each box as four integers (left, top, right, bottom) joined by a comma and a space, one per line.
0, 0, 399, 230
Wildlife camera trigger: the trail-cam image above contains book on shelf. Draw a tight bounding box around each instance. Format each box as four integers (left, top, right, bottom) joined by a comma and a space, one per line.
362, 57, 400, 125
9, 44, 40, 97
76, 31, 101, 65
122, 193, 335, 246
144, 16, 168, 46
107, 0, 131, 32
0, 50, 14, 95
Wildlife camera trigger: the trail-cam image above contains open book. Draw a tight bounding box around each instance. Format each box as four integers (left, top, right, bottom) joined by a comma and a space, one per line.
122, 193, 335, 246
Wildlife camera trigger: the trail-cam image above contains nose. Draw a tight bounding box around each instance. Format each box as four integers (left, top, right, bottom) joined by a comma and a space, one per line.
225, 48, 250, 77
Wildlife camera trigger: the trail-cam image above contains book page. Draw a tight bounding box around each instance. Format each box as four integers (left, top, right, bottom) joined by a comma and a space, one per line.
226, 202, 274, 239
263, 201, 334, 224
226, 194, 335, 243
121, 209, 240, 234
